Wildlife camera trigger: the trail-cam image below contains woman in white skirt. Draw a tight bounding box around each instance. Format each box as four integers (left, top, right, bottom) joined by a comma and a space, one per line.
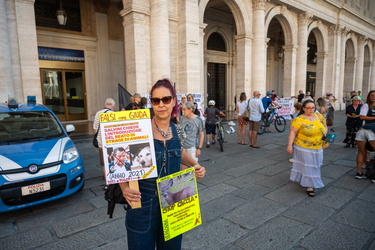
286, 100, 327, 197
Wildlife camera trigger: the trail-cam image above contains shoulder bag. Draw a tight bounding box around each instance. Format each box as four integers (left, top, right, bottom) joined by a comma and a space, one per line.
242, 100, 250, 121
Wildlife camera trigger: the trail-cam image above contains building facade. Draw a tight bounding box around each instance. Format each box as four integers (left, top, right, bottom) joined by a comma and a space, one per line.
1, 0, 375, 121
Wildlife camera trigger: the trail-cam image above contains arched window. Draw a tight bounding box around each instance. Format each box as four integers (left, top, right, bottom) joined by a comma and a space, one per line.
207, 32, 226, 52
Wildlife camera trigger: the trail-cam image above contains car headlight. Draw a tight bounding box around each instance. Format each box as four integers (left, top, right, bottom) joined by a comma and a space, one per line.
63, 147, 79, 164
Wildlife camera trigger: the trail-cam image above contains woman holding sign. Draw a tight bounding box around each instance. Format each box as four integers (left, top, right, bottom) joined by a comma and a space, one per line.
119, 78, 206, 250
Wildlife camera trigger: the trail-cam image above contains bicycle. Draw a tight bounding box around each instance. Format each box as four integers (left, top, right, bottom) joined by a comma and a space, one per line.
215, 115, 225, 152
258, 106, 286, 135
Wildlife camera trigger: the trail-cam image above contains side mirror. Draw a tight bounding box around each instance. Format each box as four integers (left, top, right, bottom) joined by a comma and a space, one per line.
65, 124, 75, 134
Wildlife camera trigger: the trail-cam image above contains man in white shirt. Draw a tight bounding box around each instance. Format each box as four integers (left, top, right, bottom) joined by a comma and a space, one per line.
248, 91, 265, 148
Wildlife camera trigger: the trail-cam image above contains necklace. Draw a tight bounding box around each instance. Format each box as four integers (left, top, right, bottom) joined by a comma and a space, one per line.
154, 120, 171, 138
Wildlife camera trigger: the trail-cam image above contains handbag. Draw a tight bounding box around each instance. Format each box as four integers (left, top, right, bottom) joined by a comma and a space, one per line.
241, 100, 250, 121
242, 110, 249, 121
322, 133, 336, 149
104, 184, 127, 218
93, 109, 111, 148
93, 130, 99, 148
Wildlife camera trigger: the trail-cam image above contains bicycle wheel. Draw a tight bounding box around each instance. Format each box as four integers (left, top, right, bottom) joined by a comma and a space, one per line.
274, 116, 286, 132
258, 120, 266, 135
217, 124, 224, 152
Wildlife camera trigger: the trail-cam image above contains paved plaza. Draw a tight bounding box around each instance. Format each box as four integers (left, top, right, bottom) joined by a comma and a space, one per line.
0, 111, 374, 250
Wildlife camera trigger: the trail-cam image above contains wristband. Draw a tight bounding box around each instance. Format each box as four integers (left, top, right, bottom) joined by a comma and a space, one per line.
197, 148, 202, 150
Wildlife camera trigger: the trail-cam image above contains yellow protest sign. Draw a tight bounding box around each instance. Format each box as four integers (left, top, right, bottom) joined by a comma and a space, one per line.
157, 168, 202, 241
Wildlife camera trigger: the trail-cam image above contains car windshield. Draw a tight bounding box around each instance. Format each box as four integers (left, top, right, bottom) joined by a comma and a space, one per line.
0, 111, 64, 144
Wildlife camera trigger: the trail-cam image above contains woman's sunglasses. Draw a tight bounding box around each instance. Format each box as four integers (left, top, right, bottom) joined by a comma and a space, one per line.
151, 96, 173, 105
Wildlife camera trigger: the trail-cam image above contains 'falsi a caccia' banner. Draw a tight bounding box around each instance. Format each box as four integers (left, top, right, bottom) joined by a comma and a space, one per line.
157, 168, 202, 241
99, 109, 157, 185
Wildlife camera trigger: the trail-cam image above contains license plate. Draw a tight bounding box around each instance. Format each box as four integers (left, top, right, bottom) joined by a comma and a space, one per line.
21, 182, 51, 196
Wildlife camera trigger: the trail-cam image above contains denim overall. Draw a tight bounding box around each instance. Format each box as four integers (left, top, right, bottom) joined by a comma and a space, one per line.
126, 122, 183, 250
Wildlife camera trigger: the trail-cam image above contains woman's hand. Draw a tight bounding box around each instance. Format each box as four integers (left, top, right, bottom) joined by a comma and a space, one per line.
193, 164, 206, 179
195, 149, 201, 158
119, 182, 141, 208
286, 145, 293, 155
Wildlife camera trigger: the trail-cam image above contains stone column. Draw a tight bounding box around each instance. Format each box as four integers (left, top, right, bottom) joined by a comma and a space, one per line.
235, 35, 252, 97
295, 12, 312, 94
371, 43, 375, 91
282, 45, 297, 97
252, 0, 268, 94
96, 13, 111, 101
314, 51, 327, 98
178, 0, 201, 94
199, 23, 208, 97
150, 0, 170, 81
339, 27, 350, 103
16, 0, 40, 102
120, 2, 149, 94
0, 0, 15, 101
355, 35, 365, 92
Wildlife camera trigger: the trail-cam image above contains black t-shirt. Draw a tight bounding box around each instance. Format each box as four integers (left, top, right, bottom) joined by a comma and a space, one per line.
297, 94, 305, 103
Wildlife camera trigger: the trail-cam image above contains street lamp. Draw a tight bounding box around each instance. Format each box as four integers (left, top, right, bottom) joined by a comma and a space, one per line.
56, 0, 67, 26
278, 48, 284, 60
313, 55, 317, 64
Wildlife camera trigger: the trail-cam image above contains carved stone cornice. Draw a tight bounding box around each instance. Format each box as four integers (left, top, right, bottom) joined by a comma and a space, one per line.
253, 0, 269, 10
298, 12, 313, 26
357, 35, 367, 45
120, 0, 149, 17
340, 26, 350, 37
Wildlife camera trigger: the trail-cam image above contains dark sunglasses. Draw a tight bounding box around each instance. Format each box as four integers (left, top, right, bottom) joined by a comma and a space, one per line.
151, 96, 173, 105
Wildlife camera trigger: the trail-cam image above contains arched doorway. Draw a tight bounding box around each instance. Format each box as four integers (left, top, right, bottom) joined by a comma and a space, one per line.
344, 39, 356, 98
266, 18, 285, 96
306, 32, 318, 98
206, 32, 227, 110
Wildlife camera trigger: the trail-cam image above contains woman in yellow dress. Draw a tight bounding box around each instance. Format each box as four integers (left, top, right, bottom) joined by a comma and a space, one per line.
286, 100, 327, 197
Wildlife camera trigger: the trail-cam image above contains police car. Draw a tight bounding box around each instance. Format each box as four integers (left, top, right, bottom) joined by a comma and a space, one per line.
0, 98, 84, 213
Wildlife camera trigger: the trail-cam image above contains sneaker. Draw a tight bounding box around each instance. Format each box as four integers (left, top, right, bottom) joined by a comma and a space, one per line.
372, 179, 375, 183
211, 140, 216, 145
355, 172, 367, 179
206, 143, 210, 148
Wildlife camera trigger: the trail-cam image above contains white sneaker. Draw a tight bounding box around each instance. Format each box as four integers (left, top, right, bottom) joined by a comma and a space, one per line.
372, 179, 375, 183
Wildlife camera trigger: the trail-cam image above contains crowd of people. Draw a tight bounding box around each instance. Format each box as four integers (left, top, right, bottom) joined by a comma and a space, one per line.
93, 84, 374, 249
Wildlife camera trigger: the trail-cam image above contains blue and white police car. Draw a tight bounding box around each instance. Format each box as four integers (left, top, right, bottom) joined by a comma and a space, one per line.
0, 98, 84, 213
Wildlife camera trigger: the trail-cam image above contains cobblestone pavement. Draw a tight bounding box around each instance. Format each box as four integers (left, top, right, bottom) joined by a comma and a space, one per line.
0, 111, 374, 250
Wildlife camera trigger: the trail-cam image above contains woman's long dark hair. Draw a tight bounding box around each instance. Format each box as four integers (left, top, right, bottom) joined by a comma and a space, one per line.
150, 78, 179, 118
366, 90, 375, 110
239, 92, 247, 102
298, 99, 315, 116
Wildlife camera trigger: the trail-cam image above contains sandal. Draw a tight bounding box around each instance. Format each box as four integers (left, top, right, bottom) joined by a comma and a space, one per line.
306, 189, 315, 197
241, 142, 247, 145
252, 145, 261, 149
344, 144, 350, 148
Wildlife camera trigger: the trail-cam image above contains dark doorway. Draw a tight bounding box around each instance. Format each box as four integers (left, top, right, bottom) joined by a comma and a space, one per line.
207, 63, 226, 110
306, 71, 316, 98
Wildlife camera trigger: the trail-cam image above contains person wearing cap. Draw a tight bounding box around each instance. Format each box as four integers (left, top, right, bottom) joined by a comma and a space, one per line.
261, 91, 280, 132
262, 91, 279, 111
124, 93, 142, 110
203, 100, 225, 148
